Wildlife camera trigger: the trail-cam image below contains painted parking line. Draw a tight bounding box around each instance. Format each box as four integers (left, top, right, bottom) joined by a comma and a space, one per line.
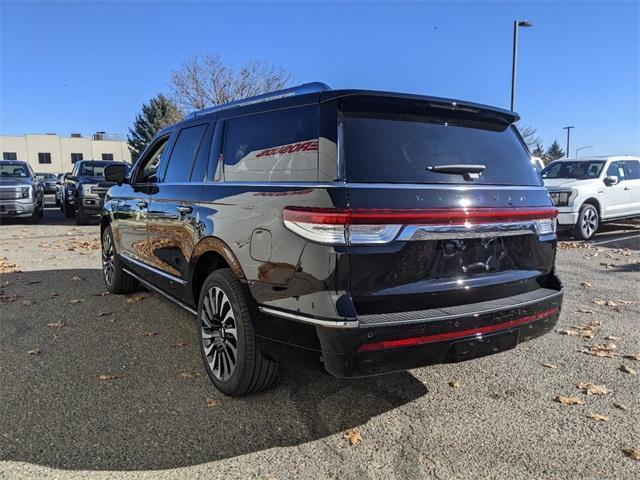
590, 233, 640, 246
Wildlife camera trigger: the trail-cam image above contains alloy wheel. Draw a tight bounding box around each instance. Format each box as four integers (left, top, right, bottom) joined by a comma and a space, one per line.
201, 287, 238, 381
101, 231, 115, 288
580, 208, 597, 238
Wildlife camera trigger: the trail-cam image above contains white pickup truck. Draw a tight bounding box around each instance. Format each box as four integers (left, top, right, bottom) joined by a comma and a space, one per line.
542, 155, 640, 240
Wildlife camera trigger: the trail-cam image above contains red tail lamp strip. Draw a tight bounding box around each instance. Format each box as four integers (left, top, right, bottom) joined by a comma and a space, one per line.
283, 207, 559, 225
357, 307, 560, 353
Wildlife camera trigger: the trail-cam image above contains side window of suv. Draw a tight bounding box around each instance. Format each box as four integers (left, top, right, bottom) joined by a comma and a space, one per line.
623, 160, 640, 180
606, 162, 626, 181
222, 105, 319, 182
136, 135, 170, 183
162, 124, 209, 183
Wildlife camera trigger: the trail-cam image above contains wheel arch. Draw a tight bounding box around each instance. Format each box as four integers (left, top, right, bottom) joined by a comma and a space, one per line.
581, 197, 601, 218
190, 236, 246, 305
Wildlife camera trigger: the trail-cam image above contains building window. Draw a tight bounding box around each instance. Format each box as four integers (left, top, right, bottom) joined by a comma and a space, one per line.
3, 152, 18, 160
38, 152, 52, 164
102, 153, 114, 161
70, 153, 83, 163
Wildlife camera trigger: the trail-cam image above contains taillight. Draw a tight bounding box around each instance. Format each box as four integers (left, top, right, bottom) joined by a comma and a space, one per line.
282, 207, 558, 245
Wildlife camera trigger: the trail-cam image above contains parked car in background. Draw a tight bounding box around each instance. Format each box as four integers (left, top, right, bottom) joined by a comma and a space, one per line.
54, 173, 66, 207
36, 172, 59, 194
100, 83, 563, 397
0, 160, 44, 222
542, 155, 640, 239
63, 160, 124, 225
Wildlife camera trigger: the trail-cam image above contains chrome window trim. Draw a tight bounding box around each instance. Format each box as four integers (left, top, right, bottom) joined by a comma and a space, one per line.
121, 253, 187, 285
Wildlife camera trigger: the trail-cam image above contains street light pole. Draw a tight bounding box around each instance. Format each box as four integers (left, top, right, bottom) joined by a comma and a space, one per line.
563, 126, 575, 158
511, 20, 533, 111
576, 145, 594, 158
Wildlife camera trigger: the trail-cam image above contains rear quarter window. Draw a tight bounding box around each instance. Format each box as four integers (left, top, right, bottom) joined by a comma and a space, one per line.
222, 105, 319, 182
343, 113, 541, 186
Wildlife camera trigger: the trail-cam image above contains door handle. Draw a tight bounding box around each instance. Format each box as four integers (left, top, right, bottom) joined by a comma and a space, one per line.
176, 205, 193, 214
624, 186, 631, 190
137, 200, 148, 208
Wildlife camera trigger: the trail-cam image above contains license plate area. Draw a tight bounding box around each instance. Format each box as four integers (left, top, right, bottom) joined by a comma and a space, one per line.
451, 329, 519, 362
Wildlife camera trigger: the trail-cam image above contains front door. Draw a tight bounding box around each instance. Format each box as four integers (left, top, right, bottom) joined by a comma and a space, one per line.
602, 161, 632, 219
146, 122, 211, 304
114, 134, 172, 278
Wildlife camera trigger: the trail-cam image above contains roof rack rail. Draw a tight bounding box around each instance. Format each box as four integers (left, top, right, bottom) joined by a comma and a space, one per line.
185, 82, 331, 119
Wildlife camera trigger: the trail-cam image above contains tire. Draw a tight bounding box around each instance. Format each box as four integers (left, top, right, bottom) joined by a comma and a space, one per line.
64, 200, 74, 218
572, 203, 599, 240
75, 205, 91, 225
198, 269, 278, 397
101, 225, 138, 294
27, 208, 40, 224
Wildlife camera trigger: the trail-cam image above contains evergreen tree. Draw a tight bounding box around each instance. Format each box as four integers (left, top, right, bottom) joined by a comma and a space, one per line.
127, 94, 183, 160
545, 140, 565, 162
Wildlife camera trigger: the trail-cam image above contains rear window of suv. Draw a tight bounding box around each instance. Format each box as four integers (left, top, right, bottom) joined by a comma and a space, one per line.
343, 112, 541, 186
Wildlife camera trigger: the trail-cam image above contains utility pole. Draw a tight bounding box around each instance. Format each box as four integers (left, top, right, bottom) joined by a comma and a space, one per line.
563, 126, 574, 158
511, 20, 533, 111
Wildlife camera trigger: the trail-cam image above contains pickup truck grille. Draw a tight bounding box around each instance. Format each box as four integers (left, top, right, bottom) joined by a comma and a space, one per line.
0, 189, 20, 200
91, 186, 109, 197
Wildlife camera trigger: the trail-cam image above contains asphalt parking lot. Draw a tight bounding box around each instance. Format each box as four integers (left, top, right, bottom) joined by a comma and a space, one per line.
1, 200, 639, 480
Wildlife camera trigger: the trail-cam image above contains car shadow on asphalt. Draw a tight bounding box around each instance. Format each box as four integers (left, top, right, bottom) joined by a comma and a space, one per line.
0, 268, 428, 471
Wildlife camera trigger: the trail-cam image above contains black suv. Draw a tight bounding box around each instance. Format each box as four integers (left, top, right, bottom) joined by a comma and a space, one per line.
63, 160, 123, 224
101, 83, 563, 396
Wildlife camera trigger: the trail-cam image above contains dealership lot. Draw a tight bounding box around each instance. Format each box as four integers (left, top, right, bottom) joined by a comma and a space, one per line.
1, 205, 639, 480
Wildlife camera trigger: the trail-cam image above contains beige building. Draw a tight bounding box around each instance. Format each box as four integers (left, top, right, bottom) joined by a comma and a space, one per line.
0, 133, 131, 173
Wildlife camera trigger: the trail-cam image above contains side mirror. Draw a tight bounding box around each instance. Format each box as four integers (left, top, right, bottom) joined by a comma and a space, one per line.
104, 163, 128, 185
604, 175, 618, 186
65, 173, 77, 181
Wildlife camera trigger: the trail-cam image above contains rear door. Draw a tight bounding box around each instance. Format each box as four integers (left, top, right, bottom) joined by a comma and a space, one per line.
145, 121, 212, 304
339, 98, 558, 315
622, 160, 640, 215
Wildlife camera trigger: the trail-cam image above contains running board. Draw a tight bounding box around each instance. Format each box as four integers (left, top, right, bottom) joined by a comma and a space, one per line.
122, 268, 197, 316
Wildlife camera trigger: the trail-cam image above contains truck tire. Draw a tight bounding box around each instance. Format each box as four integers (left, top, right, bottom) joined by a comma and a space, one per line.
75, 205, 91, 225
198, 269, 279, 397
572, 203, 599, 240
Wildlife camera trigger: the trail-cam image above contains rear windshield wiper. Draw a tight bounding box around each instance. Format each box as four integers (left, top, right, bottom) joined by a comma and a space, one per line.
427, 164, 486, 181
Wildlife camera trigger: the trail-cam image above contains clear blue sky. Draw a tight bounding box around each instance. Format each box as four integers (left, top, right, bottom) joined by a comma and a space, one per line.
1, 1, 638, 156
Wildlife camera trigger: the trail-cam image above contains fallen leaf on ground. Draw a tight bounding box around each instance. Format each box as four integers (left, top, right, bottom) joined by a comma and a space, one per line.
577, 383, 610, 396
49, 292, 59, 298
46, 321, 65, 328
542, 363, 558, 369
554, 396, 585, 405
586, 413, 608, 422
71, 276, 82, 282
580, 343, 618, 358
98, 373, 120, 381
623, 353, 640, 361
623, 448, 640, 460
27, 349, 40, 356
580, 282, 592, 288
21, 300, 34, 306
174, 341, 187, 348
181, 372, 199, 379
126, 295, 145, 304
613, 402, 628, 412
576, 308, 595, 314
619, 300, 635, 305
344, 429, 362, 446
25, 280, 41, 285
93, 292, 111, 297
206, 398, 222, 408
99, 311, 113, 317
69, 299, 83, 304
620, 365, 637, 375
449, 380, 460, 388
141, 331, 158, 337
604, 336, 621, 341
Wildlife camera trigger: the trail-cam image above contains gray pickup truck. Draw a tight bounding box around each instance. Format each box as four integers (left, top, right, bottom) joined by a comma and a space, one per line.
0, 160, 45, 223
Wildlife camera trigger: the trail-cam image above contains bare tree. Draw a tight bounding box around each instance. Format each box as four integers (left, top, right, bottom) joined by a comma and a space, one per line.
170, 54, 293, 111
515, 122, 542, 151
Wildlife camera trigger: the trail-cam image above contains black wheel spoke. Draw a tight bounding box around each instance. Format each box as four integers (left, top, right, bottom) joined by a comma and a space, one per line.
200, 286, 238, 381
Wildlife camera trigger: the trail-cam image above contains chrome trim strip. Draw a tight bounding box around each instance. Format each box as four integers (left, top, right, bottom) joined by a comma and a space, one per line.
121, 253, 187, 285
359, 289, 564, 328
258, 306, 359, 329
122, 268, 197, 315
396, 221, 554, 241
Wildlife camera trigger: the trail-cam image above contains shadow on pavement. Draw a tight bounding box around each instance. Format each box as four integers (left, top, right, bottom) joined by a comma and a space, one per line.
0, 268, 428, 471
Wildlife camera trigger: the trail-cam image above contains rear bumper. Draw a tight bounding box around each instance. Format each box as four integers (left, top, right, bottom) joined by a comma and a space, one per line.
260, 287, 563, 377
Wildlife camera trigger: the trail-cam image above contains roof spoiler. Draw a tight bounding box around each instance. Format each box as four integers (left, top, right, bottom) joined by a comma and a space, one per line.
186, 82, 331, 119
